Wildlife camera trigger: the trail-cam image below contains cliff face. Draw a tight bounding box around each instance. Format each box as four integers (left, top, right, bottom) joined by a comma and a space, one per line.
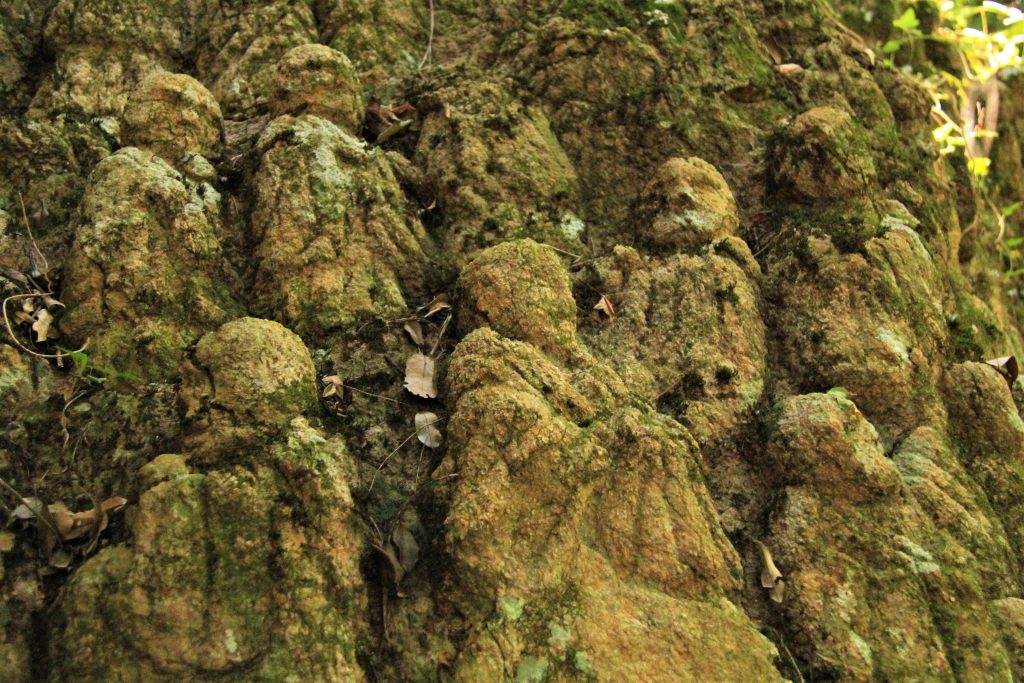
1, 1, 1023, 681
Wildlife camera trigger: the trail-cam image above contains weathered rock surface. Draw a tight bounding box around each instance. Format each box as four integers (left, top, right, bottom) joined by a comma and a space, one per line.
412, 241, 783, 681
50, 318, 366, 682
249, 114, 434, 340
1, 1, 1023, 681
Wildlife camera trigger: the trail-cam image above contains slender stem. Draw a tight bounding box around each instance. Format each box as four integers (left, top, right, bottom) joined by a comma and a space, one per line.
368, 417, 444, 492
418, 0, 435, 68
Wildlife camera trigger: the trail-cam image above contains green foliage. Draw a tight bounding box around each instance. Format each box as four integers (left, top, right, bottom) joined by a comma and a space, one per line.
59, 347, 141, 385
885, 1, 1023, 178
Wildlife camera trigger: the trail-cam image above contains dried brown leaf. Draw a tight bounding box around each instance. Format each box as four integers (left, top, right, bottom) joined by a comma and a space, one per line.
754, 540, 784, 603
12, 496, 44, 520
404, 321, 425, 346
415, 411, 443, 448
0, 531, 13, 553
417, 294, 451, 319
392, 525, 420, 573
404, 353, 437, 398
373, 539, 405, 585
3, 269, 28, 286
986, 355, 1019, 389
593, 295, 616, 322
48, 548, 72, 569
31, 308, 54, 342
321, 375, 344, 398
100, 496, 127, 514
776, 63, 804, 77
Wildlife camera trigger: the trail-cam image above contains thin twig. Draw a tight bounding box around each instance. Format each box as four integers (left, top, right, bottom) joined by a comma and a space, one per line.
368, 417, 445, 492
545, 243, 582, 260
18, 193, 48, 277
347, 385, 408, 405
429, 313, 451, 358
418, 0, 435, 68
2, 293, 88, 360
0, 475, 63, 543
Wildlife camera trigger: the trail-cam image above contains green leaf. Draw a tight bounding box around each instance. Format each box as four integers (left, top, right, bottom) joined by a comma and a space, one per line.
893, 7, 920, 31
1003, 201, 1021, 218
968, 156, 991, 177
882, 39, 904, 53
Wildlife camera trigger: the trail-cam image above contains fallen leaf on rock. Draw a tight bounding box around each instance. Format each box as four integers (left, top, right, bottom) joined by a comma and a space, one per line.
48, 548, 72, 569
32, 308, 54, 342
593, 295, 616, 322
404, 321, 425, 346
392, 525, 420, 573
986, 355, 1019, 389
12, 497, 45, 520
417, 294, 451, 319
755, 540, 785, 604
3, 269, 28, 286
371, 537, 406, 587
415, 411, 443, 448
49, 496, 127, 542
405, 353, 437, 398
322, 374, 344, 398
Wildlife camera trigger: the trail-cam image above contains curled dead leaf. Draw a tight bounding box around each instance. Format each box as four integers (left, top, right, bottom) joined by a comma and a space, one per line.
391, 525, 420, 574
372, 538, 406, 587
32, 308, 55, 342
404, 321, 425, 346
755, 540, 785, 604
986, 355, 1019, 390
12, 497, 45, 520
415, 411, 443, 448
321, 374, 344, 398
417, 294, 451, 319
593, 295, 616, 323
404, 353, 437, 398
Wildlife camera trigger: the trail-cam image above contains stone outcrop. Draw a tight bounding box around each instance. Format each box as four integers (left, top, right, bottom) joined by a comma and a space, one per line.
0, 2, 1023, 681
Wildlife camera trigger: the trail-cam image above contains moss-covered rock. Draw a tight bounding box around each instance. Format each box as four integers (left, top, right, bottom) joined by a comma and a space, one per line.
993, 597, 1024, 680
121, 72, 223, 164
0, 116, 114, 244
633, 157, 741, 253
194, 0, 317, 117
50, 417, 366, 682
249, 114, 435, 339
61, 147, 238, 381
422, 326, 783, 682
268, 44, 364, 132
942, 361, 1024, 568
31, 0, 195, 117
456, 239, 578, 360
410, 76, 582, 261
316, 0, 424, 83
762, 391, 1016, 681
768, 228, 947, 446
770, 105, 877, 202
577, 240, 766, 449
179, 317, 317, 460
